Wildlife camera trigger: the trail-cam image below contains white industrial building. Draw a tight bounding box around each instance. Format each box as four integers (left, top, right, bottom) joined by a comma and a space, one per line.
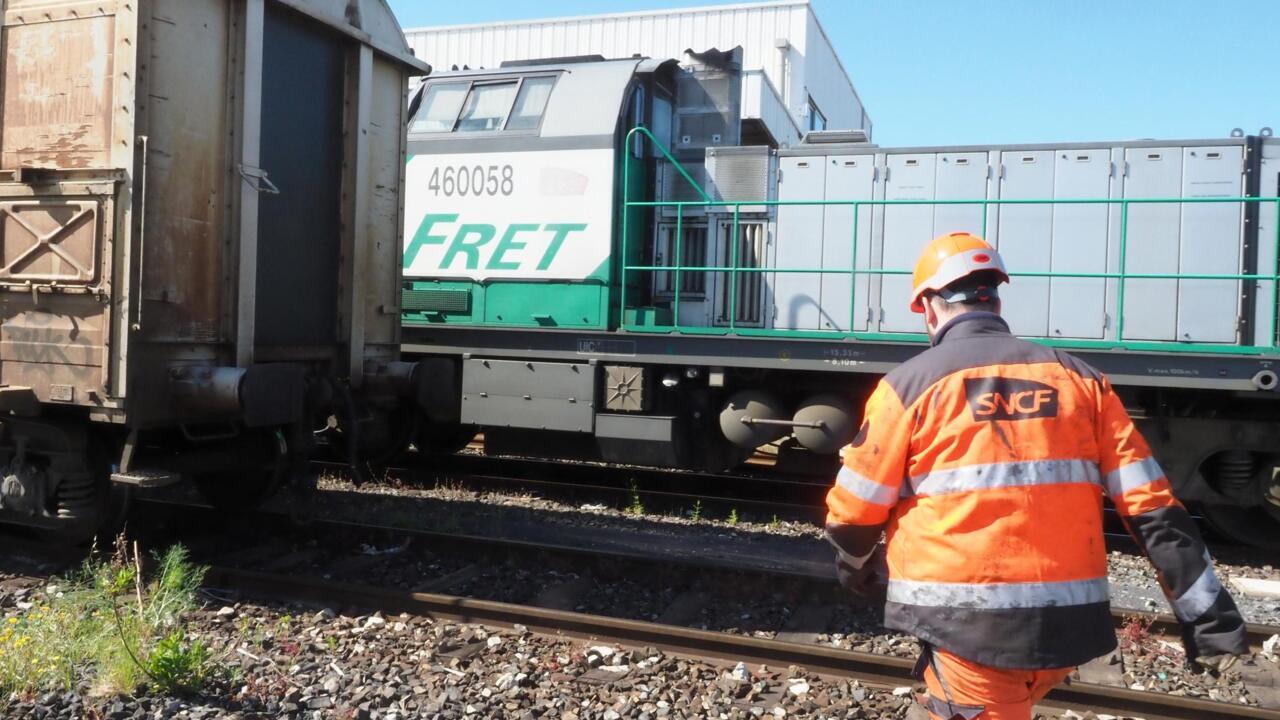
403, 0, 870, 148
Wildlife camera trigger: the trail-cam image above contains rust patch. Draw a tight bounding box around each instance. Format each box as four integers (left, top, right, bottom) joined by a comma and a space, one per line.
1, 16, 116, 170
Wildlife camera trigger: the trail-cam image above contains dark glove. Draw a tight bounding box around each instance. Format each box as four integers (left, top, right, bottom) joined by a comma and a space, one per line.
1180, 607, 1248, 674
836, 545, 887, 598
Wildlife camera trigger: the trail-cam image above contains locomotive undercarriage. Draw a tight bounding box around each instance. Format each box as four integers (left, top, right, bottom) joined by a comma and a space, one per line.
406, 331, 1280, 549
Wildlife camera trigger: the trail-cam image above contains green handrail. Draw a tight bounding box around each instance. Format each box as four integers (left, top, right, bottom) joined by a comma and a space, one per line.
618, 127, 1280, 355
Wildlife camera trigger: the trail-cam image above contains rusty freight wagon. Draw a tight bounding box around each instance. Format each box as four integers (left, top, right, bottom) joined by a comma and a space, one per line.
0, 0, 430, 540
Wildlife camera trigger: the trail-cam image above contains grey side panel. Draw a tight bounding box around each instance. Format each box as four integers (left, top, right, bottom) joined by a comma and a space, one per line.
1122, 147, 1182, 341
1178, 145, 1243, 343
405, 327, 1280, 392
879, 153, 937, 332
1049, 148, 1112, 339
595, 414, 677, 442
408, 134, 616, 155
821, 155, 875, 331
998, 150, 1054, 336
256, 5, 344, 345
461, 359, 594, 432
773, 156, 826, 330
1257, 140, 1280, 347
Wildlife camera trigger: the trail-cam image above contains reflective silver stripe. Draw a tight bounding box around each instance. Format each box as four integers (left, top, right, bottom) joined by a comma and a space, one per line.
909, 459, 1101, 497
887, 577, 1110, 609
835, 466, 899, 507
1104, 456, 1165, 498
1170, 555, 1222, 623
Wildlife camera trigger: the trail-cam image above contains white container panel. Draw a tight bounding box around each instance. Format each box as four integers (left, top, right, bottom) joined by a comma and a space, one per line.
1177, 145, 1243, 343
1049, 149, 1112, 339
1122, 147, 1182, 341
879, 154, 937, 332
1256, 139, 1280, 347
997, 151, 1054, 337
773, 156, 826, 330
933, 153, 989, 236
820, 156, 876, 331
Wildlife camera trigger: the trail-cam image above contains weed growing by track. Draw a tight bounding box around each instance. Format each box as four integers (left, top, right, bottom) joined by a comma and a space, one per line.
0, 537, 218, 706
626, 481, 645, 516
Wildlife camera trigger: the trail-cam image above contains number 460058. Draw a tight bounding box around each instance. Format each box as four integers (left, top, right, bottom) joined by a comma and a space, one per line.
428, 165, 514, 197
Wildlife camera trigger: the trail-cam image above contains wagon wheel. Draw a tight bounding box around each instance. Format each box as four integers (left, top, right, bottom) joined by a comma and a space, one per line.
192, 431, 287, 511
414, 424, 478, 458
1199, 502, 1280, 552
14, 424, 129, 546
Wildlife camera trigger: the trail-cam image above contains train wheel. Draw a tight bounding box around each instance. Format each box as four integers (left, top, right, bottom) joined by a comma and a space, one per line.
192, 431, 286, 511
1, 420, 122, 545
1200, 502, 1280, 552
415, 424, 477, 457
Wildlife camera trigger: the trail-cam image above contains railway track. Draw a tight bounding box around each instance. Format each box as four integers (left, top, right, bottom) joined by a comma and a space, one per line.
137, 496, 1280, 649
11, 493, 1280, 719
321, 448, 1251, 561
208, 561, 1279, 720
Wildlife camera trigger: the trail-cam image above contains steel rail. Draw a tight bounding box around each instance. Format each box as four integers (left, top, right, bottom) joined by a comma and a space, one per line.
138, 495, 1279, 652
210, 563, 1280, 720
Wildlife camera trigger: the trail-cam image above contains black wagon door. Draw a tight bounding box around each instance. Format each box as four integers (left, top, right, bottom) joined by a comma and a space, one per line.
255, 3, 345, 347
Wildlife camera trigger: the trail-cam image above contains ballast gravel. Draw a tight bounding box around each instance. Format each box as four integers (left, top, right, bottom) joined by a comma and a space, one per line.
1, 572, 1211, 720
299, 473, 1280, 626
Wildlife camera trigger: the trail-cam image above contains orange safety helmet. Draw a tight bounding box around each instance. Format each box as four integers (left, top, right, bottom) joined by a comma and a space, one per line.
909, 232, 1010, 313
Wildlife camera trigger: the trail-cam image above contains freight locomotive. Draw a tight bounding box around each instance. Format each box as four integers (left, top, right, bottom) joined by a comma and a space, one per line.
0, 0, 430, 542
399, 51, 1280, 548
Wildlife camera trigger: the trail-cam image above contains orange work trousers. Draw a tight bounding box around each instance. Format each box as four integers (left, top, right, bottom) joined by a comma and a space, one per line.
921, 647, 1074, 720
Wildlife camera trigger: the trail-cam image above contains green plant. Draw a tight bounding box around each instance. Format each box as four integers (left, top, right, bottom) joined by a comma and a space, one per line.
141, 630, 212, 692
0, 537, 218, 705
625, 481, 645, 516
690, 500, 703, 523
728, 508, 739, 525
769, 514, 781, 529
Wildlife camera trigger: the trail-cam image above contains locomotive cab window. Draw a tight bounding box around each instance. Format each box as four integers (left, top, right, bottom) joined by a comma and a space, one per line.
410, 76, 557, 134
456, 81, 519, 132
506, 76, 556, 131
411, 81, 469, 133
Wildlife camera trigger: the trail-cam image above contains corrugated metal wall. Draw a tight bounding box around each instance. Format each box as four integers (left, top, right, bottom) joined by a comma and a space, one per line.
403, 1, 870, 143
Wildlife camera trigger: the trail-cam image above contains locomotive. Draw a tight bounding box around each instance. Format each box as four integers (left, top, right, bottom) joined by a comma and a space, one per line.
399, 51, 1280, 549
0, 0, 430, 542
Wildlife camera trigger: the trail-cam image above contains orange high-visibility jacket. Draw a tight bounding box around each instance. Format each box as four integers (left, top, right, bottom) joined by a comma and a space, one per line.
826, 313, 1247, 669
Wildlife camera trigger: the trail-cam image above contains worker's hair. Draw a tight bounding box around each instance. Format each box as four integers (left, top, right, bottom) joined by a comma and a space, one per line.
933, 270, 1002, 313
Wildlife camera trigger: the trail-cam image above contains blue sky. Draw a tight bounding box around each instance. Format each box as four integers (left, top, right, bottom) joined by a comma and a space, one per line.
386, 1, 1279, 147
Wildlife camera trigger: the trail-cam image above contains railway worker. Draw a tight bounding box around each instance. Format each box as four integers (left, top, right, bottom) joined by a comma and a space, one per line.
824, 232, 1248, 720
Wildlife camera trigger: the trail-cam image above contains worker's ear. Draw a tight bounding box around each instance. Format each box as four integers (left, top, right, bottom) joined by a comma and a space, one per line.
923, 295, 941, 333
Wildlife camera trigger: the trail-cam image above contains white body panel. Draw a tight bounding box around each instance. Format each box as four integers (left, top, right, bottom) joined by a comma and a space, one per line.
403, 149, 615, 281
774, 156, 825, 330
759, 138, 1264, 345
821, 155, 876, 332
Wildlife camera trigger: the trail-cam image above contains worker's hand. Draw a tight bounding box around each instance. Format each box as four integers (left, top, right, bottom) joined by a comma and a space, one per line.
836, 545, 887, 599
1193, 652, 1241, 674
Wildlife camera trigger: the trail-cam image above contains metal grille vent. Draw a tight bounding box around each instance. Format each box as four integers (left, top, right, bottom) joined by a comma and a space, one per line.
660, 163, 710, 217
707, 147, 771, 212
716, 220, 766, 327
403, 287, 471, 313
